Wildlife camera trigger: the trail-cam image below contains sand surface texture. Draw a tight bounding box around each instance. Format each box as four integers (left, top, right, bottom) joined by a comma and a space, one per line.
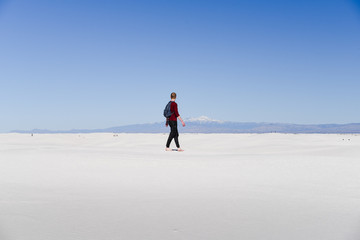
0, 133, 359, 240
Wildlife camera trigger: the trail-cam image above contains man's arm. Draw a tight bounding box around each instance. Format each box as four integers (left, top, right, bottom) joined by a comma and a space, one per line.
178, 116, 185, 127
174, 103, 185, 127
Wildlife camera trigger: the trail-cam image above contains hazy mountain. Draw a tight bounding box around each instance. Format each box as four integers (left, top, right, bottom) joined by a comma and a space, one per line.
11, 116, 360, 134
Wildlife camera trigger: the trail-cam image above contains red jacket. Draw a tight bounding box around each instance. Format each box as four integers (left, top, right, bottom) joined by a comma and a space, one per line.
168, 101, 180, 121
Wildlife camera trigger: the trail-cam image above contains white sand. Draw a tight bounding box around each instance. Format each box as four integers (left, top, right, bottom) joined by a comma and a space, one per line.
0, 133, 359, 240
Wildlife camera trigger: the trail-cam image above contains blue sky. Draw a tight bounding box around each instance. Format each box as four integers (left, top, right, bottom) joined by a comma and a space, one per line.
0, 0, 359, 131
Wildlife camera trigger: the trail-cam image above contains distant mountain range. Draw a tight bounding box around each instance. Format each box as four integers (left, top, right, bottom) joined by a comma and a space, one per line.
11, 116, 360, 134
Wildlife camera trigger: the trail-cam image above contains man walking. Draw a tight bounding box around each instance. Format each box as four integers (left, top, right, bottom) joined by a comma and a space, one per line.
166, 92, 185, 151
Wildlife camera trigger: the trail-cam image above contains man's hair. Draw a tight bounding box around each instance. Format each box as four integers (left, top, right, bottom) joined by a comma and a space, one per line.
171, 92, 177, 99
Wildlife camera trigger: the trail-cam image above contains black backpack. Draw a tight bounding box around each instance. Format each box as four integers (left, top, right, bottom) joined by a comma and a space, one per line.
163, 101, 173, 118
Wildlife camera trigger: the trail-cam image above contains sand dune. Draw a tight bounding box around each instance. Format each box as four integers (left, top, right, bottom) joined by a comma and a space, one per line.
0, 133, 359, 240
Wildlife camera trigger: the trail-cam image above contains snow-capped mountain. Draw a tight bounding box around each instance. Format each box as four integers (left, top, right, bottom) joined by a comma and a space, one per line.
11, 116, 360, 134
186, 116, 224, 123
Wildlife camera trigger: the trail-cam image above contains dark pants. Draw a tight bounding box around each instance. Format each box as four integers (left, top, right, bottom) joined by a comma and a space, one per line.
166, 121, 180, 148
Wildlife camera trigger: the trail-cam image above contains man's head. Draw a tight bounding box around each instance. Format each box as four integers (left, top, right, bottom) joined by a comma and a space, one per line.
170, 92, 177, 100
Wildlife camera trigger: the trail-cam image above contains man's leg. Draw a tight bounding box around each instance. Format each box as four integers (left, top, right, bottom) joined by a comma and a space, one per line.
173, 124, 180, 148
166, 121, 176, 148
166, 132, 173, 148
166, 134, 173, 148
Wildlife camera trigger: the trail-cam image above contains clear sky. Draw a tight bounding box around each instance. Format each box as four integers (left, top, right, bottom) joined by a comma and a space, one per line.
0, 0, 359, 132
